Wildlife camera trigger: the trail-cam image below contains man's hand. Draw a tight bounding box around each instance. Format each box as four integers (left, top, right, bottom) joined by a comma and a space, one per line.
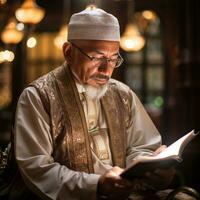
143, 167, 176, 190
141, 145, 176, 190
153, 145, 167, 156
97, 166, 133, 200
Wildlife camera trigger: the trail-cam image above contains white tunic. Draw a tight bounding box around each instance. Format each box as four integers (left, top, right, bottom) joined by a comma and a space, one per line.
14, 85, 161, 200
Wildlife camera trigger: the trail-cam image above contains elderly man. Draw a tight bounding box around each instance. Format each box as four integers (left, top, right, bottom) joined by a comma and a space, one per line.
2, 8, 196, 200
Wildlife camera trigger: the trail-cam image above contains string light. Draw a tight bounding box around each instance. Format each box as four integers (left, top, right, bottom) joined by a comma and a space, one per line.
0, 50, 15, 63
27, 36, 37, 48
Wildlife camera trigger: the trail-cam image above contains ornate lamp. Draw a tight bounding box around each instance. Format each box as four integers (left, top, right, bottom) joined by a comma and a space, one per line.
15, 0, 45, 25
120, 23, 145, 52
120, 0, 145, 52
1, 18, 24, 44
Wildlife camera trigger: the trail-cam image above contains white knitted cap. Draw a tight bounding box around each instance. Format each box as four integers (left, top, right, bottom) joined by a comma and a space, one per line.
68, 8, 120, 41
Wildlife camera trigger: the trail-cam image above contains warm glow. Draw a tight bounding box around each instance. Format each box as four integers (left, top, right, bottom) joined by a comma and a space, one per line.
0, 51, 4, 63
120, 24, 145, 52
15, 0, 45, 24
16, 22, 25, 31
86, 4, 97, 10
1, 18, 24, 44
4, 50, 15, 62
0, 0, 7, 5
142, 10, 157, 21
0, 87, 12, 108
54, 25, 68, 49
0, 50, 15, 63
27, 37, 37, 48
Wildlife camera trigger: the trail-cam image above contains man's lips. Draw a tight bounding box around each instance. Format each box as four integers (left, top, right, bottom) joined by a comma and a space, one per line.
91, 74, 110, 84
94, 78, 108, 84
91, 74, 110, 81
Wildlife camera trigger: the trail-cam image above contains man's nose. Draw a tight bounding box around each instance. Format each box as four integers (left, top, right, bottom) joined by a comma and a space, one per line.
98, 61, 113, 74
98, 67, 112, 77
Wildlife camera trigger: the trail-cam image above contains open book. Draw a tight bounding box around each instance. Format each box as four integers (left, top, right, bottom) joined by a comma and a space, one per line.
120, 130, 199, 180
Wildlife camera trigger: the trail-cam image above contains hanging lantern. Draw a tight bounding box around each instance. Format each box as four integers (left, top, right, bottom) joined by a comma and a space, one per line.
15, 0, 45, 24
1, 18, 24, 44
120, 23, 145, 52
120, 0, 145, 52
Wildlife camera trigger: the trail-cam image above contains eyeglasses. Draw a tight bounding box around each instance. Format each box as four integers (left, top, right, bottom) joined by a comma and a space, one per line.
71, 42, 124, 68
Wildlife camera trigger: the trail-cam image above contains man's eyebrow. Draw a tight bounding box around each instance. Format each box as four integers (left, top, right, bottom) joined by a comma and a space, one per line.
91, 49, 119, 56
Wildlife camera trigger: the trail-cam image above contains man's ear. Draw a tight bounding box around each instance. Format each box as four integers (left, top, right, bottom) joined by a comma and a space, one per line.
63, 42, 72, 63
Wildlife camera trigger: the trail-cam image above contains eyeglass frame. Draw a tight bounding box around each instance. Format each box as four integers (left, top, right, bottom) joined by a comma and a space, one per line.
70, 42, 124, 68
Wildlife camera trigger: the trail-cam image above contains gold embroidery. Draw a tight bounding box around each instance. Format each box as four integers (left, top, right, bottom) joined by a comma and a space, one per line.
89, 128, 109, 160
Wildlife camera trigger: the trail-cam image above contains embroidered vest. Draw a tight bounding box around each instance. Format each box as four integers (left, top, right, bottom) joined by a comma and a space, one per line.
30, 63, 133, 173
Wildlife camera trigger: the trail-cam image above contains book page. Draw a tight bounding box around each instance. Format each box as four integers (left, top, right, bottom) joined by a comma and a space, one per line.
154, 130, 196, 159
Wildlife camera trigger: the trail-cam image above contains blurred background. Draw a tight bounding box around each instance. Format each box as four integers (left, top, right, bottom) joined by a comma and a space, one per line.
0, 0, 200, 191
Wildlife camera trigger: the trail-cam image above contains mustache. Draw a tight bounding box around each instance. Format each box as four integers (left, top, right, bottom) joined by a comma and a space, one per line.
91, 74, 110, 81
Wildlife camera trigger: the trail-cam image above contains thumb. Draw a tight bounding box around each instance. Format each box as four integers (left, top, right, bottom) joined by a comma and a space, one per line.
153, 145, 167, 156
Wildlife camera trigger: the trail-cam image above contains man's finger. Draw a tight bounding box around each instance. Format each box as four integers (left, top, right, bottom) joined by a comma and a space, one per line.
153, 145, 167, 155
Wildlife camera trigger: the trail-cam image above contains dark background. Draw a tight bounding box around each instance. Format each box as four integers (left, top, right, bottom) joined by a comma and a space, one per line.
0, 0, 200, 191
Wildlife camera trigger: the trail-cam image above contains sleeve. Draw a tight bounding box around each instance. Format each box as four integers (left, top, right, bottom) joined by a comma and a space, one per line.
125, 91, 162, 166
14, 87, 100, 200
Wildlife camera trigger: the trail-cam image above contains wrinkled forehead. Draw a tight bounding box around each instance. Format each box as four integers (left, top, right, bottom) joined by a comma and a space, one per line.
71, 40, 120, 53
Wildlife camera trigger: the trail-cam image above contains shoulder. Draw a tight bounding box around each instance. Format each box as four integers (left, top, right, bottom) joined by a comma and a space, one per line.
21, 65, 64, 113
19, 86, 39, 101
17, 87, 44, 113
30, 65, 64, 90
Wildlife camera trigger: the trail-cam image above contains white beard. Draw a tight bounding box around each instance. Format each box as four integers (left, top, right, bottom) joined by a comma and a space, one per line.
70, 66, 108, 100
84, 84, 108, 100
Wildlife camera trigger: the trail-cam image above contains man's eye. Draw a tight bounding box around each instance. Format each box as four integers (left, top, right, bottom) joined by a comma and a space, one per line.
110, 58, 118, 61
110, 56, 118, 60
